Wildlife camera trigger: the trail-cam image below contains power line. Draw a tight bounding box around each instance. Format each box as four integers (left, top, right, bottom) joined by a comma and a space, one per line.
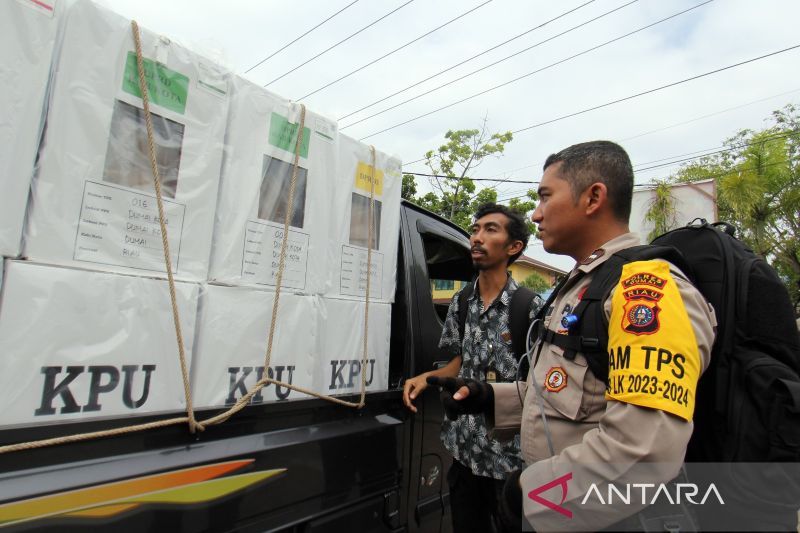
245, 0, 361, 74
509, 44, 800, 137
473, 88, 800, 180
496, 158, 797, 203
404, 129, 800, 185
620, 87, 800, 142
298, 0, 494, 101
633, 129, 800, 173
265, 0, 415, 87
359, 1, 713, 140
336, 0, 599, 122
343, 0, 641, 130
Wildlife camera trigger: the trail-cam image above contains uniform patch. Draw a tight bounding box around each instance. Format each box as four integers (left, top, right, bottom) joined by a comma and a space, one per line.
621, 272, 666, 290
501, 331, 512, 342
544, 367, 568, 392
606, 260, 702, 421
581, 249, 605, 265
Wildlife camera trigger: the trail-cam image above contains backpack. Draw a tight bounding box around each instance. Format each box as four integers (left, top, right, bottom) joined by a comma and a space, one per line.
542, 219, 800, 465
457, 282, 541, 379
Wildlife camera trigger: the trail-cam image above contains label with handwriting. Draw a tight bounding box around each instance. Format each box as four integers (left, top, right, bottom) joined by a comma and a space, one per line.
242, 220, 308, 289
340, 244, 383, 298
74, 181, 185, 272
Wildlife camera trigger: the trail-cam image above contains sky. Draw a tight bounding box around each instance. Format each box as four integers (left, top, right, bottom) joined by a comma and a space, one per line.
104, 0, 800, 271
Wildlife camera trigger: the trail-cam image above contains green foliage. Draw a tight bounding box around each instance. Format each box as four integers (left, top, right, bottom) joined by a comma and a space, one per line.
644, 181, 677, 241
520, 272, 550, 293
403, 119, 538, 234
508, 189, 539, 238
401, 173, 417, 201
668, 103, 800, 312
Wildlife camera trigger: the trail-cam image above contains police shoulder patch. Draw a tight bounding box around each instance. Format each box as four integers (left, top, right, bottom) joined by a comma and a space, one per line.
605, 260, 702, 421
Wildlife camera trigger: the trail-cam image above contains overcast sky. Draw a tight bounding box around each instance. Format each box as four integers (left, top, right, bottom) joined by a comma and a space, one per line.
104, 0, 800, 271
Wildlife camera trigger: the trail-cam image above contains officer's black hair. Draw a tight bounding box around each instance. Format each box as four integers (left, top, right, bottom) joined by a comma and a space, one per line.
543, 140, 634, 222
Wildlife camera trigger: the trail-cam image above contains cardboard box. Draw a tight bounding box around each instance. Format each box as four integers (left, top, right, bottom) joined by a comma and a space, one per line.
0, 0, 63, 257
24, 0, 229, 281
209, 76, 337, 293
191, 284, 318, 407
0, 260, 198, 427
327, 135, 401, 303
316, 297, 390, 396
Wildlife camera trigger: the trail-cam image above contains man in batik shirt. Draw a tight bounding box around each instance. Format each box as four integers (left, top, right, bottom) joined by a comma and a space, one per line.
403, 203, 542, 533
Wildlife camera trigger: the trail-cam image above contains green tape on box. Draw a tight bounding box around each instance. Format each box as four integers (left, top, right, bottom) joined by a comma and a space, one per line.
122, 52, 189, 115
268, 113, 310, 158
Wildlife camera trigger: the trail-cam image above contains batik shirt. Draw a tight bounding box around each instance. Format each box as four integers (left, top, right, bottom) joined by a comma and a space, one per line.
438, 275, 543, 480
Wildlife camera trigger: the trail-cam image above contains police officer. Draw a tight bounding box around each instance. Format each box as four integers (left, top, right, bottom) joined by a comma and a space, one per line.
429, 141, 716, 531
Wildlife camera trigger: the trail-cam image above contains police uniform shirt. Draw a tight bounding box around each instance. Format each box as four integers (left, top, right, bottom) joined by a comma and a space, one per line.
489, 232, 716, 531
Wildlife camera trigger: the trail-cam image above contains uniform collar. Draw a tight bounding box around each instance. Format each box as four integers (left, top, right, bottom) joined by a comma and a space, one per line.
574, 232, 643, 275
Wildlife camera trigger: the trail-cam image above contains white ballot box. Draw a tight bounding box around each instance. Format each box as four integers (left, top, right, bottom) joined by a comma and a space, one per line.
24, 0, 230, 281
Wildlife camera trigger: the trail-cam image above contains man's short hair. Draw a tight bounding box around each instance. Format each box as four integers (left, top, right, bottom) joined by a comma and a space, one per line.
543, 140, 634, 222
473, 202, 530, 264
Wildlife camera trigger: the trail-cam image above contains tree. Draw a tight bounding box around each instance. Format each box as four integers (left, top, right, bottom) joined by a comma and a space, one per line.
520, 272, 550, 293
643, 180, 677, 242
667, 104, 800, 312
403, 118, 538, 235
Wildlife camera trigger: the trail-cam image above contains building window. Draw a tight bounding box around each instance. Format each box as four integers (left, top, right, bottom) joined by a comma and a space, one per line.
433, 279, 454, 291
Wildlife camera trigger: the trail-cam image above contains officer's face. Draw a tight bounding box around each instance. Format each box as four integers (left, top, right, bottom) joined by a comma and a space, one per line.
532, 162, 586, 259
469, 213, 519, 271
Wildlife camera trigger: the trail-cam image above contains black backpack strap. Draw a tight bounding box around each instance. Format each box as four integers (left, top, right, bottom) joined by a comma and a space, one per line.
457, 281, 475, 345
510, 287, 537, 359
536, 274, 569, 321
510, 287, 537, 380
542, 245, 689, 384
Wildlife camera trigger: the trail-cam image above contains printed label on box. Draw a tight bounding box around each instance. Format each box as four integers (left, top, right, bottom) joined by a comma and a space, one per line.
354, 162, 384, 196
122, 52, 189, 115
74, 181, 185, 273
268, 113, 310, 159
340, 244, 383, 298
242, 220, 308, 289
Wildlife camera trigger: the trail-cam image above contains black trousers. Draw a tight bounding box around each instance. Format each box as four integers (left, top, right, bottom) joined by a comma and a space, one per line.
448, 459, 515, 533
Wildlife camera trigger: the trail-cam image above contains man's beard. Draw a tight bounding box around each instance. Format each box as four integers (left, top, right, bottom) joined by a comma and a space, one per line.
472, 259, 490, 271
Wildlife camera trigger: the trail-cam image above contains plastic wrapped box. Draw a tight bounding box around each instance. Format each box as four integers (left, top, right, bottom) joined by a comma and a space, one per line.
326, 135, 401, 303
24, 0, 230, 281
315, 297, 391, 396
209, 76, 337, 293
0, 0, 63, 257
191, 284, 318, 407
0, 260, 198, 427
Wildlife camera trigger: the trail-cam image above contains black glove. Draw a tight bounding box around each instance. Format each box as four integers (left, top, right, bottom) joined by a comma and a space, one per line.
426, 376, 493, 420
497, 469, 523, 532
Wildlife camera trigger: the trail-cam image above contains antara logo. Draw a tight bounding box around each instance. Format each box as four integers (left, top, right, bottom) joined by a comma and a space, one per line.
527, 473, 725, 519
528, 472, 573, 518
581, 482, 724, 506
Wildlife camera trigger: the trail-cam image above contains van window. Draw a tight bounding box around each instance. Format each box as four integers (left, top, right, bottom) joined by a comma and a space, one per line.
420, 232, 473, 322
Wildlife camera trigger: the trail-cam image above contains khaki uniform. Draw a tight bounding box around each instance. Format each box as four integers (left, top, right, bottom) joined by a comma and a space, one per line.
490, 233, 716, 531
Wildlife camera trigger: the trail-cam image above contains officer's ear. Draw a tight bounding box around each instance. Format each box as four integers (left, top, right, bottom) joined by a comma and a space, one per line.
584, 182, 608, 216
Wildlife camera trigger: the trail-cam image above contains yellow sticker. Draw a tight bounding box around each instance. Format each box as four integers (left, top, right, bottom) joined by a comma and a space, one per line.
355, 162, 384, 196
605, 260, 701, 421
